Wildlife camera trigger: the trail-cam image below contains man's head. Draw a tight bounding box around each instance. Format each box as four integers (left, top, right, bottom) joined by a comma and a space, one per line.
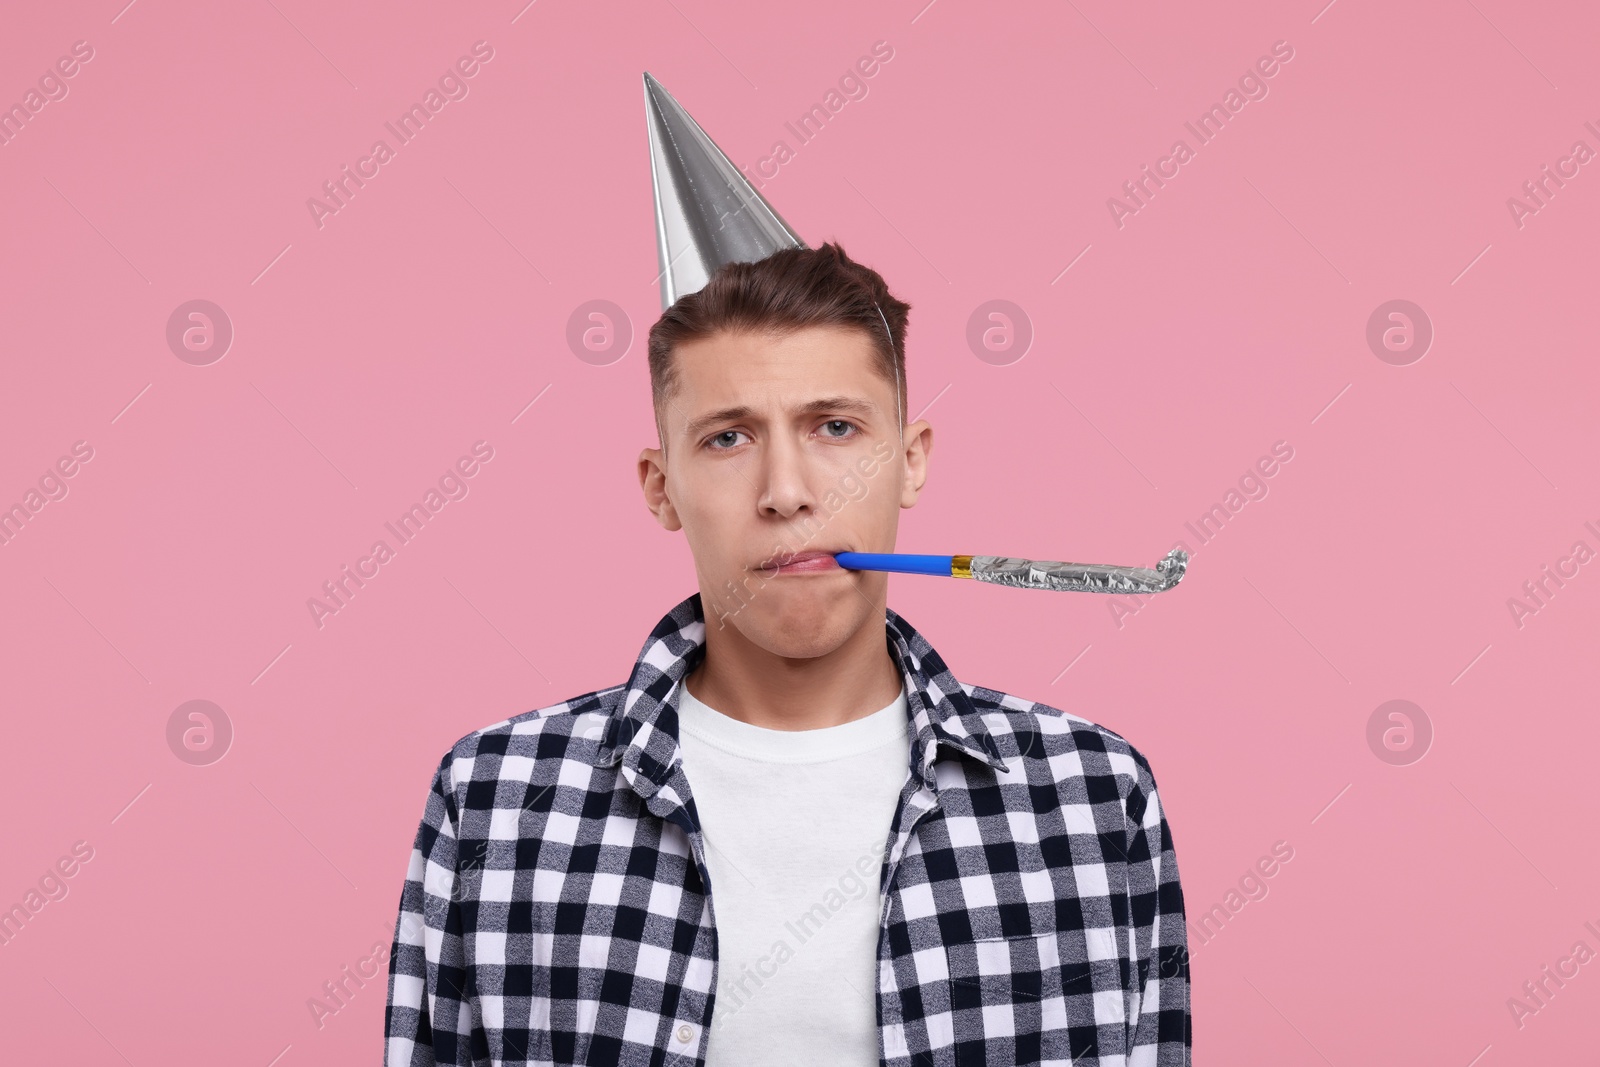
637, 243, 933, 660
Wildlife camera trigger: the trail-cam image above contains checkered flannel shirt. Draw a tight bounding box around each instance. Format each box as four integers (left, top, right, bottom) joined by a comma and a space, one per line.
385, 594, 1191, 1066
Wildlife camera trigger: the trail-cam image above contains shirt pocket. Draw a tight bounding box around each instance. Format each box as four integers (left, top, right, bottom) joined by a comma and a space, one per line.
944, 930, 1099, 1066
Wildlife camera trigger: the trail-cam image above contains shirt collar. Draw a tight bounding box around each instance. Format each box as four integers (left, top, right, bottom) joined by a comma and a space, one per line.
592, 594, 1010, 809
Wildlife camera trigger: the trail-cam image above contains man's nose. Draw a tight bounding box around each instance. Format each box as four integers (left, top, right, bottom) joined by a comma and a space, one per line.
756, 434, 816, 519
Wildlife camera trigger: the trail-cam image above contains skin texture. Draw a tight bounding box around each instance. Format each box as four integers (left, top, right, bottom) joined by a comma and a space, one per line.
638, 325, 933, 731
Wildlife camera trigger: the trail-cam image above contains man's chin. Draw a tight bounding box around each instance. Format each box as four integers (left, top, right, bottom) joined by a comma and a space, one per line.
712, 579, 876, 660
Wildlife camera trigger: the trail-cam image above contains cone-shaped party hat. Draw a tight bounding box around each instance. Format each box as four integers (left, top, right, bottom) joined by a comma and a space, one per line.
644, 72, 806, 310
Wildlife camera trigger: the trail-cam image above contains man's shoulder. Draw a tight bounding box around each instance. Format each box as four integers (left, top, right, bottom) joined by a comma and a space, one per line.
957, 681, 1159, 785
431, 683, 629, 792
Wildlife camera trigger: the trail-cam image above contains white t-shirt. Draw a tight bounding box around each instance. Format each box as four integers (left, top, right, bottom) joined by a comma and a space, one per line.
675, 680, 910, 1067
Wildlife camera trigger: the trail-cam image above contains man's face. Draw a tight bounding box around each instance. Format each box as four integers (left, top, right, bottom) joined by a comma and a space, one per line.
638, 324, 932, 659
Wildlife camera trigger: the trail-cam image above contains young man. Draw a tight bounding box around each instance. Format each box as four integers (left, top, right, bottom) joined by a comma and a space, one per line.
384, 75, 1190, 1067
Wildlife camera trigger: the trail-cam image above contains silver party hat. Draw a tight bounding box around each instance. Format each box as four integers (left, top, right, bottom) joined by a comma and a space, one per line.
644, 72, 805, 310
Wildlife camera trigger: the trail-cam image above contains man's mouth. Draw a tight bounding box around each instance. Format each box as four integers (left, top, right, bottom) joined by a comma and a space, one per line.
756, 550, 845, 576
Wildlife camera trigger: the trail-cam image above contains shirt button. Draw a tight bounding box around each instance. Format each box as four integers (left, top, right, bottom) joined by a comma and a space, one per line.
675, 1023, 695, 1043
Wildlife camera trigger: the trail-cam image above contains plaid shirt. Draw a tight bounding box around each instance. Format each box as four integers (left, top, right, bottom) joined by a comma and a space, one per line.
385, 594, 1191, 1066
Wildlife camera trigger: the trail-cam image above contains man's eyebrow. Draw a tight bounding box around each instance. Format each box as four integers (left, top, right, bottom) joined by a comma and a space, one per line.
681, 405, 755, 441
679, 396, 880, 440
795, 395, 878, 419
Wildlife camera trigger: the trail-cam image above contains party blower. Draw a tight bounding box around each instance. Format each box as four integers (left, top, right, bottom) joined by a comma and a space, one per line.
832, 548, 1188, 595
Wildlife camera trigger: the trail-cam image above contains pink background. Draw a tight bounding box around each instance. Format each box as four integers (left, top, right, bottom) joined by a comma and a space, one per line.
3, 0, 1597, 1062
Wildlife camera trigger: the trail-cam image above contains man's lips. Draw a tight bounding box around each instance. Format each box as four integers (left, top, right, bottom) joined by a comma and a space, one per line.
756, 550, 845, 576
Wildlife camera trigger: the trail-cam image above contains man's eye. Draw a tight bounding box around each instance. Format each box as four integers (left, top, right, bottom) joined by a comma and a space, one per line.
708, 430, 747, 449
820, 420, 856, 438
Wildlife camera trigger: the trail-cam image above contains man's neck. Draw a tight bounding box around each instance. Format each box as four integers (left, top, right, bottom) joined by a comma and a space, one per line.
685, 605, 904, 732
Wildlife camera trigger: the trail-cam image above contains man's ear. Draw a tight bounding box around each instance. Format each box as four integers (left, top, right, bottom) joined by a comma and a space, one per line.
638, 447, 683, 531
898, 419, 933, 509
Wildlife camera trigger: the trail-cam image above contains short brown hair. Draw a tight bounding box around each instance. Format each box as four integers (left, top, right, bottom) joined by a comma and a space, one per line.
647, 242, 910, 424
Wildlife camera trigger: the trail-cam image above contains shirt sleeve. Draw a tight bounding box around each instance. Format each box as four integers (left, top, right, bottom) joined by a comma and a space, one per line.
385, 753, 469, 1066
1124, 749, 1191, 1065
